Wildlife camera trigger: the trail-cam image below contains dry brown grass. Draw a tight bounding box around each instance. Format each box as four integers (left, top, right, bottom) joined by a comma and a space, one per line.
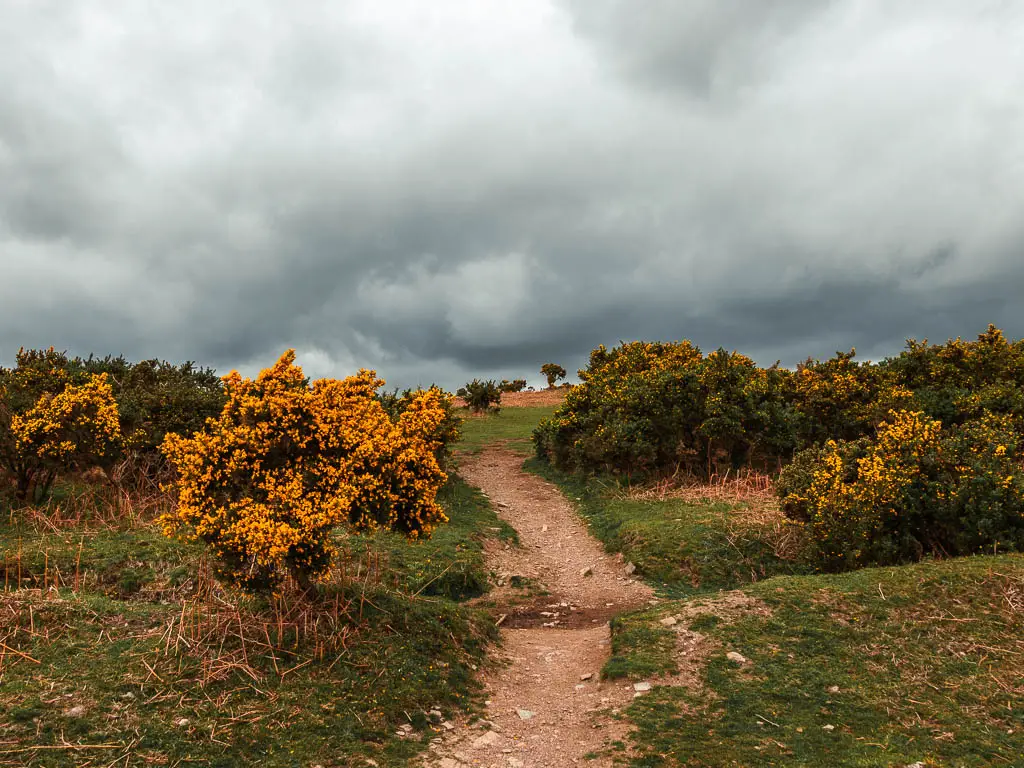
138, 562, 359, 686
0, 547, 394, 684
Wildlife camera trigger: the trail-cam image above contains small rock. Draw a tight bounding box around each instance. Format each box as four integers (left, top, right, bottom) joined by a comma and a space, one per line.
624, 562, 637, 575
905, 763, 926, 768
796, 727, 804, 733
429, 708, 443, 719
580, 566, 593, 577
473, 730, 500, 748
365, 760, 379, 768
659, 616, 678, 627
509, 759, 525, 768
174, 717, 190, 727
579, 672, 594, 681
541, 525, 548, 532
64, 706, 86, 718
827, 685, 840, 694
517, 709, 535, 720
726, 651, 748, 664
398, 723, 414, 733
633, 682, 651, 692
822, 724, 835, 731
442, 720, 455, 730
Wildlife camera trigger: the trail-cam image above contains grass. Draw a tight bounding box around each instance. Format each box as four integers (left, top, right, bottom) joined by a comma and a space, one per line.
608, 555, 1024, 767
0, 477, 509, 768
455, 405, 558, 455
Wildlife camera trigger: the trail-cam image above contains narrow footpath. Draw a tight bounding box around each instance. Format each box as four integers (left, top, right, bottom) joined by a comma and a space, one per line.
424, 447, 656, 768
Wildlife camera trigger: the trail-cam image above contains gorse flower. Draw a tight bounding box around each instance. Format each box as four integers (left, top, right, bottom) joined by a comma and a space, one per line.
160, 350, 451, 591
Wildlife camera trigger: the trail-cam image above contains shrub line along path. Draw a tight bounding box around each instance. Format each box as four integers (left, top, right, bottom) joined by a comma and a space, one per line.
425, 447, 656, 768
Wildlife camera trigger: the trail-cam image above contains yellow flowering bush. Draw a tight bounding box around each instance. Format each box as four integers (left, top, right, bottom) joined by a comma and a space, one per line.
160, 351, 449, 591
0, 348, 122, 501
778, 410, 1024, 570
378, 385, 461, 470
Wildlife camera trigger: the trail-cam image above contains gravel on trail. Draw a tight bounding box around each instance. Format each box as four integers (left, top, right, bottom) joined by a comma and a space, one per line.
424, 447, 657, 768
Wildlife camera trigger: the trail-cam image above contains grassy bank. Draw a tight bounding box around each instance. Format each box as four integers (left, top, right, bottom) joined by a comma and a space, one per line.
606, 555, 1024, 767
0, 478, 508, 768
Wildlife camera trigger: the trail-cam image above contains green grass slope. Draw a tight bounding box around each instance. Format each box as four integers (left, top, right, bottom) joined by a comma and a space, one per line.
0, 478, 508, 768
608, 555, 1024, 767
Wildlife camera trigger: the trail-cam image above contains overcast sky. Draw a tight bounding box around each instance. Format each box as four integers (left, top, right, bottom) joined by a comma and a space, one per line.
3, 1, 1023, 389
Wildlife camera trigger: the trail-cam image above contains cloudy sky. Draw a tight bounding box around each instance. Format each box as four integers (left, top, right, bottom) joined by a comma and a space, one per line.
2, 1, 1023, 389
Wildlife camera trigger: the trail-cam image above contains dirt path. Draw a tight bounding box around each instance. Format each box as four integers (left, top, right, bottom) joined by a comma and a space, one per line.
424, 448, 656, 768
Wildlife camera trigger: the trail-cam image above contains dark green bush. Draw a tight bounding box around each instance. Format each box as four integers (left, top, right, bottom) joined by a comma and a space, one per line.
75, 355, 225, 456
498, 379, 528, 393
533, 341, 795, 479
456, 380, 501, 414
1, 350, 226, 496
883, 324, 1024, 431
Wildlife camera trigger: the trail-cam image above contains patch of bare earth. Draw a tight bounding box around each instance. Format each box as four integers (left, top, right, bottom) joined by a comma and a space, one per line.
424, 448, 655, 768
454, 388, 568, 410
657, 592, 773, 691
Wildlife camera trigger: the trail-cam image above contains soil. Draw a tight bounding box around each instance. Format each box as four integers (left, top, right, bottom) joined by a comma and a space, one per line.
423, 448, 657, 768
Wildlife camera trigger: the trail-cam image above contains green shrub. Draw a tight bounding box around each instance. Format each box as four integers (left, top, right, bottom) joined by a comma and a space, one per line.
498, 379, 528, 393
456, 379, 501, 413
787, 350, 916, 446
75, 355, 225, 456
883, 324, 1024, 431
534, 341, 795, 479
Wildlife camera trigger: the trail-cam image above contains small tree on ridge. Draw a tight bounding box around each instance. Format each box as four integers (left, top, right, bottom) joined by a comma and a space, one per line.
540, 363, 567, 389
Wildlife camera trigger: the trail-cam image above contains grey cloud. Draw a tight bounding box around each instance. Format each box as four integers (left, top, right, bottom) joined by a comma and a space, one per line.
560, 0, 831, 98
2, 1, 1024, 391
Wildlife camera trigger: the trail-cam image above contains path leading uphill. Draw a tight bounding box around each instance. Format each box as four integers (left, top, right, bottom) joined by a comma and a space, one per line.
424, 448, 656, 768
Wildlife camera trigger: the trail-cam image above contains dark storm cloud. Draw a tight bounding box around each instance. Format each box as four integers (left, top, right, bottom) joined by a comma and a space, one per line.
2, 1, 1023, 390
559, 0, 832, 98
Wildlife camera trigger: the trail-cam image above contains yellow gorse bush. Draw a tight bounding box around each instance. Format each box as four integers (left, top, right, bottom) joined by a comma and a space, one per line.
779, 409, 1024, 570
11, 374, 122, 462
1, 367, 122, 501
160, 351, 450, 591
